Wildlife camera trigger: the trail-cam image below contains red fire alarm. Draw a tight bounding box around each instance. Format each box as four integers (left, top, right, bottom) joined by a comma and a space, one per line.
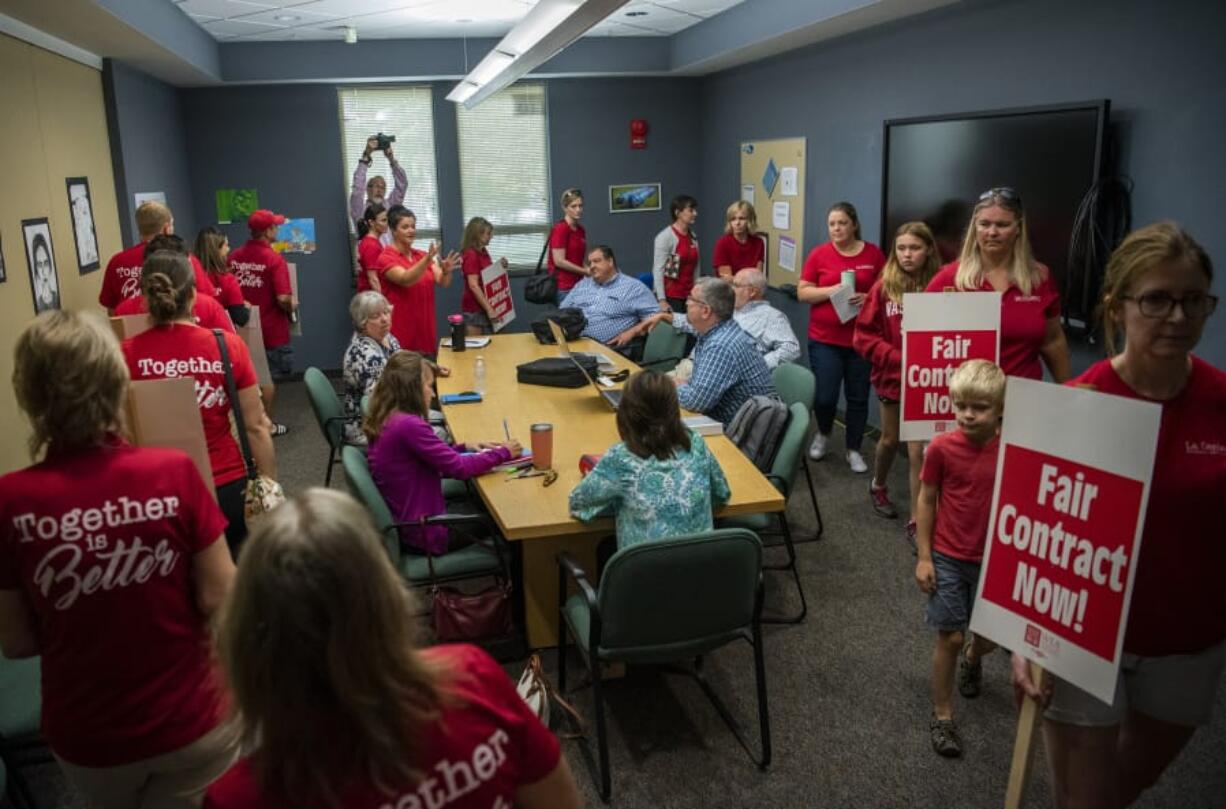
630, 118, 648, 150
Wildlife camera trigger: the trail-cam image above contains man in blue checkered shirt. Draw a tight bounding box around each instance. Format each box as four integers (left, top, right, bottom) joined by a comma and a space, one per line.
559, 245, 660, 359
675, 277, 776, 424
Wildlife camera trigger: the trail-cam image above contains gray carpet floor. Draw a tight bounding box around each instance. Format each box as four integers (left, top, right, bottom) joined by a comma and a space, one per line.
13, 379, 1225, 808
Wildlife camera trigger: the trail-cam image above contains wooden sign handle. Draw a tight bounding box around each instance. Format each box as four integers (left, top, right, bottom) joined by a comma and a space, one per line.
1005, 661, 1046, 809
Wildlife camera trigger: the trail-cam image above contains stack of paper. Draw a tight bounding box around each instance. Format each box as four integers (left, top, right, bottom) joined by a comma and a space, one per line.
683, 415, 724, 436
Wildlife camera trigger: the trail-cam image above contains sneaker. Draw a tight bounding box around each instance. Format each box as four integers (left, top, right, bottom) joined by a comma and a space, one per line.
869, 482, 898, 518
271, 423, 289, 437
930, 715, 962, 757
905, 519, 917, 555
846, 450, 868, 474
808, 432, 829, 461
958, 635, 983, 699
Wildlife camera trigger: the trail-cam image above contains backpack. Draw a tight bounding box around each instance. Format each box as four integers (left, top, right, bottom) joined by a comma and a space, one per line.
531, 308, 587, 344
725, 395, 789, 473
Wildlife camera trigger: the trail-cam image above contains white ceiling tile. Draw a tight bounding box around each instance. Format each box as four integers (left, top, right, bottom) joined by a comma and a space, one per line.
240, 24, 346, 40
228, 6, 342, 25
179, 0, 276, 19
201, 17, 286, 36
289, 0, 435, 16
611, 2, 694, 34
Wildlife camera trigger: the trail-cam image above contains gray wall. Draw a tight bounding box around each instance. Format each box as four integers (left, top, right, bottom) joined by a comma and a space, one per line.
103, 60, 199, 246
697, 0, 1226, 372
178, 77, 702, 371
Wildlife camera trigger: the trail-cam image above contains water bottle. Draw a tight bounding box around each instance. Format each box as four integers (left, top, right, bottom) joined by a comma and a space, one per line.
448, 314, 466, 352
474, 355, 486, 396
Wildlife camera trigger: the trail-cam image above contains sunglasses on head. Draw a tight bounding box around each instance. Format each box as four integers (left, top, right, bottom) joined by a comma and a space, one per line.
979, 187, 1022, 204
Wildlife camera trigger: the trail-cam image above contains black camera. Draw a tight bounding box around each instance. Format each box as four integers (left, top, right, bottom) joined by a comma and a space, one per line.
374, 132, 396, 151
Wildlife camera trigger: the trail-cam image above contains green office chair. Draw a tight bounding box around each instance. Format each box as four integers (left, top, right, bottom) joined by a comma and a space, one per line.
304, 366, 361, 487
0, 656, 53, 809
639, 320, 688, 372
771, 363, 824, 539
556, 529, 770, 801
341, 446, 505, 585
720, 401, 810, 623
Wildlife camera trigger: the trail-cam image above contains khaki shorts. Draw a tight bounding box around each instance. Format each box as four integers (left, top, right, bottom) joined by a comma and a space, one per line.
1045, 640, 1226, 728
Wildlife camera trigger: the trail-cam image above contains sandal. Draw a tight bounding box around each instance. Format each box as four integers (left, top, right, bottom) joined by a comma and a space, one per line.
930, 715, 962, 757
271, 423, 289, 437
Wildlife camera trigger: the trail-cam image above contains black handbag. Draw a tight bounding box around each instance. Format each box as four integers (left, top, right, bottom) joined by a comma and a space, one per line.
531, 308, 586, 344
516, 356, 599, 388
524, 230, 558, 305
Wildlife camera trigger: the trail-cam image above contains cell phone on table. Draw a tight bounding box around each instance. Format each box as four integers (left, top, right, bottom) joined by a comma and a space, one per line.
439, 391, 482, 404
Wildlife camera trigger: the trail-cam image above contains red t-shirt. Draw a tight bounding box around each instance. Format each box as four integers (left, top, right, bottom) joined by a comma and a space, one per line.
712, 232, 765, 274
357, 235, 383, 293
123, 324, 257, 487
114, 290, 236, 334
852, 279, 904, 400
546, 220, 586, 292
204, 644, 561, 809
210, 271, 247, 309
377, 245, 438, 354
921, 430, 1001, 562
460, 248, 493, 314
229, 239, 293, 349
663, 225, 699, 301
0, 441, 228, 767
926, 261, 1061, 380
800, 241, 887, 347
99, 244, 216, 310
1070, 357, 1226, 656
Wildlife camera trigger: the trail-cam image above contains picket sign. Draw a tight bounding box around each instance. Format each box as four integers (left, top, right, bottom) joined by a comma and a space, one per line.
288, 262, 302, 336
1004, 662, 1046, 809
125, 378, 214, 499
969, 378, 1161, 806
900, 291, 1000, 441
110, 314, 152, 341
481, 259, 516, 332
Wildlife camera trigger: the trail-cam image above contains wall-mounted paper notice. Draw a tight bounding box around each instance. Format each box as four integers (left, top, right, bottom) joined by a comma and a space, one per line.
778, 235, 796, 272
741, 184, 755, 204
134, 191, 166, 209
779, 167, 798, 196
772, 201, 790, 230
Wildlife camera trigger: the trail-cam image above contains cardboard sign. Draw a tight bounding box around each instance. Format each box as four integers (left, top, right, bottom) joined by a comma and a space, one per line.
110, 314, 152, 342
481, 260, 516, 332
970, 377, 1160, 703
287, 262, 302, 336
126, 378, 215, 499
900, 291, 1000, 440
236, 305, 273, 387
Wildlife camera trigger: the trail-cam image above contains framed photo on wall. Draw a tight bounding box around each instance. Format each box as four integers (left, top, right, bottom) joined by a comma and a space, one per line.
608, 182, 662, 213
22, 218, 60, 313
66, 176, 101, 273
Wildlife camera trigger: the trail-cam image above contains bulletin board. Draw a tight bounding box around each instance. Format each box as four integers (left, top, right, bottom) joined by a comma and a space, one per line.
739, 138, 806, 289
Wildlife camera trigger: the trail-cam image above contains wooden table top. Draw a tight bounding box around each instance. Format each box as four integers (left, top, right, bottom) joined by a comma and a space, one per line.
436, 333, 785, 540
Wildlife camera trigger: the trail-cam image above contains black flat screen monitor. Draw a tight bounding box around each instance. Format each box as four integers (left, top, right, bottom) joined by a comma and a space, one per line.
881, 101, 1109, 321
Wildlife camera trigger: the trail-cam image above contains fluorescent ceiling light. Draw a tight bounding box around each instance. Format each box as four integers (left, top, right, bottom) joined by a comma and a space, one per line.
446, 0, 630, 109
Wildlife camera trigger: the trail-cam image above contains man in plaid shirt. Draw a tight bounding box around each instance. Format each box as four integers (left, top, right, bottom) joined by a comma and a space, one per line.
560, 245, 661, 360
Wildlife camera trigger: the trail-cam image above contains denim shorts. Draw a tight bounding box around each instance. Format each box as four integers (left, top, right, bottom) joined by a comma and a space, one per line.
463, 310, 493, 333
1045, 640, 1226, 728
265, 344, 293, 381
924, 551, 981, 632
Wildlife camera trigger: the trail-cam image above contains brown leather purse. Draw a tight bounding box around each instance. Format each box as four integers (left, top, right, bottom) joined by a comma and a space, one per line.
427, 549, 512, 641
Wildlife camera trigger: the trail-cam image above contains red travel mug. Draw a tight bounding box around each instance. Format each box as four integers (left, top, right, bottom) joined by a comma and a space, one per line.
530, 423, 553, 470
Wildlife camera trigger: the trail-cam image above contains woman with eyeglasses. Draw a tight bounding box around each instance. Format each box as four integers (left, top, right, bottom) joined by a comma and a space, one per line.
1012, 222, 1225, 809
926, 187, 1071, 381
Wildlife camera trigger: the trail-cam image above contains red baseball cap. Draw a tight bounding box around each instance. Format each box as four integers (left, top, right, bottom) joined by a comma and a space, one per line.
248, 209, 287, 232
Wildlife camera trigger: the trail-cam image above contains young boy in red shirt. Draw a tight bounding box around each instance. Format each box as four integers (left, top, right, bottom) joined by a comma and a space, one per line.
914, 358, 1005, 757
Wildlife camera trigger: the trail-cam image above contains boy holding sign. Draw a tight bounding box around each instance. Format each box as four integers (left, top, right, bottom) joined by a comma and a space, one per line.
914, 359, 1006, 757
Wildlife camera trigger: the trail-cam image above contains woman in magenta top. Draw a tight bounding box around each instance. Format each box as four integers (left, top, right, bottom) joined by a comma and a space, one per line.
1013, 223, 1225, 807
206, 489, 583, 809
712, 200, 764, 280
376, 205, 460, 356
798, 201, 886, 473
459, 216, 509, 335
926, 187, 1070, 381
356, 203, 389, 293
547, 188, 587, 304
0, 310, 238, 809
365, 351, 520, 554
652, 194, 700, 312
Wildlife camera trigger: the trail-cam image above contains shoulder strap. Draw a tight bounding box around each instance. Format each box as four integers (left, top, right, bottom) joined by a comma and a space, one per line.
534, 224, 555, 275
213, 329, 257, 480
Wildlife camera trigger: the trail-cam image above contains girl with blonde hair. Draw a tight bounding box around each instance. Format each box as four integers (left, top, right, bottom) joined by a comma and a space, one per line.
712, 200, 764, 279
1, 310, 238, 809
926, 187, 1071, 381
206, 488, 582, 809
853, 221, 941, 540
547, 188, 587, 304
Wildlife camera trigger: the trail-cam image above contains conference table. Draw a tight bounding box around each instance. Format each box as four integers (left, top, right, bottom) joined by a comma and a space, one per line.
436, 332, 786, 648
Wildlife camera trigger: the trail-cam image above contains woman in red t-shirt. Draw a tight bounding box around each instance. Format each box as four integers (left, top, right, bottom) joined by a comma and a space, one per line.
1013, 223, 1225, 808
377, 206, 460, 356
459, 216, 509, 335
853, 222, 940, 540
0, 310, 238, 808
206, 489, 582, 809
122, 250, 276, 555
196, 226, 250, 327
925, 187, 1071, 382
652, 194, 700, 312
356, 203, 389, 293
798, 201, 886, 473
712, 200, 764, 280
547, 188, 587, 304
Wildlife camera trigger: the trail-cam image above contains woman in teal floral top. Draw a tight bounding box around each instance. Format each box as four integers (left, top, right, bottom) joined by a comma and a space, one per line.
569, 370, 731, 548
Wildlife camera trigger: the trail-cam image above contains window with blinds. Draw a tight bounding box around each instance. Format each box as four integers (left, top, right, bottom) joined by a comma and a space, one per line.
456, 83, 551, 270
337, 86, 440, 241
